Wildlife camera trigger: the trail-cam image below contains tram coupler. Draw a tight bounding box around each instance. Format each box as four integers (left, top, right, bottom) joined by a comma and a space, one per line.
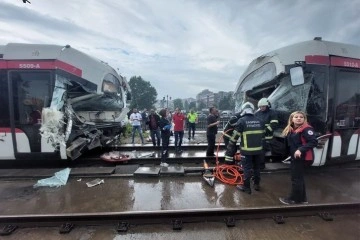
202, 160, 215, 187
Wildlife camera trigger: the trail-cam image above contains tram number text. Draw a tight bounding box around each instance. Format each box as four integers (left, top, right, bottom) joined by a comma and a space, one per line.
19, 63, 41, 69
344, 61, 359, 68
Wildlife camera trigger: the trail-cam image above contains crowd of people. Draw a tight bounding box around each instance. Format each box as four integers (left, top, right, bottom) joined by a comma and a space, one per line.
126, 98, 318, 205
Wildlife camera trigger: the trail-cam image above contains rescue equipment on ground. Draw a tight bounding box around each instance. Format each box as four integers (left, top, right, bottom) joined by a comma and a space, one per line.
205, 129, 244, 186
202, 160, 215, 187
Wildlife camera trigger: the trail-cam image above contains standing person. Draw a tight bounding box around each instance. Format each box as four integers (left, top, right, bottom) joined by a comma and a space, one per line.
141, 108, 148, 131
158, 109, 171, 167
129, 108, 144, 144
187, 109, 198, 140
279, 111, 317, 204
255, 98, 279, 169
172, 107, 186, 153
206, 106, 220, 157
165, 108, 173, 137
146, 109, 161, 146
224, 102, 264, 194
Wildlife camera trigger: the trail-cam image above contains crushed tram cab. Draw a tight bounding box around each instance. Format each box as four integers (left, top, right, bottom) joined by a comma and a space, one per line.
0, 43, 131, 160
233, 38, 360, 166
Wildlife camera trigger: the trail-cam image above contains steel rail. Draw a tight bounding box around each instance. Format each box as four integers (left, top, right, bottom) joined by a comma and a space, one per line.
0, 202, 359, 234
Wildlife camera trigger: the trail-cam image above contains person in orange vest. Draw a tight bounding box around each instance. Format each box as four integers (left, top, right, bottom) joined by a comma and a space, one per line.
279, 111, 317, 205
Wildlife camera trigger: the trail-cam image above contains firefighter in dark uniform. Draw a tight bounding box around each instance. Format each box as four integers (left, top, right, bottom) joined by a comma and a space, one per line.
222, 111, 242, 148
224, 102, 264, 194
254, 98, 278, 169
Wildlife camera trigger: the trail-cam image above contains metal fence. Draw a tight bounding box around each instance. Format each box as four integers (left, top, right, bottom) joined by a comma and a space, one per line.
186, 117, 230, 131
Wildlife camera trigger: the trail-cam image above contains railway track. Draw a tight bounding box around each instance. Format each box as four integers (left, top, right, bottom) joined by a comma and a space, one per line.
0, 202, 358, 235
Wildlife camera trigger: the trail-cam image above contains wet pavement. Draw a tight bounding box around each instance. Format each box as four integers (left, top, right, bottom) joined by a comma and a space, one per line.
0, 168, 359, 215
0, 166, 359, 239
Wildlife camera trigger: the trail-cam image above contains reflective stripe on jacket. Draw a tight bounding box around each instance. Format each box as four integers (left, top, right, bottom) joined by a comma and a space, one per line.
255, 109, 278, 140
226, 114, 264, 156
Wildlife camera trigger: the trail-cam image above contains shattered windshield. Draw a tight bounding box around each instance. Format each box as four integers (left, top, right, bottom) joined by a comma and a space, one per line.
269, 75, 311, 112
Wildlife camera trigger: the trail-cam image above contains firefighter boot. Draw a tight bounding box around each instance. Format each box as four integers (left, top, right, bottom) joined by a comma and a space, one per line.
236, 179, 251, 194
253, 177, 260, 191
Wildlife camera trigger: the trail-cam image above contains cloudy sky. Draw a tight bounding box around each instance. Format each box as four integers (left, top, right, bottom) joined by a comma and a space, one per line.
0, 0, 359, 100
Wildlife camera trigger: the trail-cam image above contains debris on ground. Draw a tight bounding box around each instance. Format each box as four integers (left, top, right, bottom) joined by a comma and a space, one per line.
86, 178, 104, 188
33, 168, 71, 188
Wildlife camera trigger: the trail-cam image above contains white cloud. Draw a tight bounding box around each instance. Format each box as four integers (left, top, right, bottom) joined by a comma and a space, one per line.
0, 0, 359, 99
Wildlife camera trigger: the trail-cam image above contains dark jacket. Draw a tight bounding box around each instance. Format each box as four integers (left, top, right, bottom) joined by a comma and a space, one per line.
234, 114, 264, 155
146, 113, 160, 130
223, 112, 242, 140
254, 108, 278, 140
286, 123, 318, 162
158, 117, 171, 137
207, 114, 218, 135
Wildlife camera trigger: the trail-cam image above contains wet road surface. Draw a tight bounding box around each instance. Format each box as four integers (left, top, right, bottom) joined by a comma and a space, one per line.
0, 169, 359, 215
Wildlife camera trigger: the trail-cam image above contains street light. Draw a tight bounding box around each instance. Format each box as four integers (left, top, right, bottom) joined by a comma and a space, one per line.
163, 95, 171, 109
207, 95, 209, 107
166, 95, 172, 109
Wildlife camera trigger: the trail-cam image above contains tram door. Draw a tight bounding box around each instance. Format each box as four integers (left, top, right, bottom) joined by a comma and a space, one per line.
0, 70, 14, 159
332, 68, 360, 159
10, 71, 52, 155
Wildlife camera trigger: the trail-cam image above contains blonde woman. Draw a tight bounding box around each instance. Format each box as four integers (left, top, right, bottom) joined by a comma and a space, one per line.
279, 111, 317, 205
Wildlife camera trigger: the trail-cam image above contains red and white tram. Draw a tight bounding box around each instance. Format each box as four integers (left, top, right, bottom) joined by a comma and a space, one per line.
234, 38, 360, 166
0, 43, 130, 160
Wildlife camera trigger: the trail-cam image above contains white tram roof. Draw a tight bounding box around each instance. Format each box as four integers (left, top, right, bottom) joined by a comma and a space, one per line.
0, 43, 124, 91
235, 39, 360, 93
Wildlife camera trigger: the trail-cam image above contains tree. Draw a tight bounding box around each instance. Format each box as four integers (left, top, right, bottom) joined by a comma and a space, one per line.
188, 101, 196, 111
218, 95, 235, 110
197, 101, 206, 111
184, 100, 189, 111
173, 98, 184, 110
128, 76, 157, 110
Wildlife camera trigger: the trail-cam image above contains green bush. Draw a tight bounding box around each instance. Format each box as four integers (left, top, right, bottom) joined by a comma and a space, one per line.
123, 123, 150, 138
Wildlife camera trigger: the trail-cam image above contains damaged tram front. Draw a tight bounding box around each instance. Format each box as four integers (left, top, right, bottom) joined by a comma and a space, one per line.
234, 38, 360, 166
0, 43, 131, 160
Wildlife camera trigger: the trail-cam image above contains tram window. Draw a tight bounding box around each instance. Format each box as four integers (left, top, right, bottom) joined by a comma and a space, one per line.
335, 70, 360, 128
10, 71, 51, 125
306, 72, 325, 116
240, 63, 276, 92
0, 71, 10, 127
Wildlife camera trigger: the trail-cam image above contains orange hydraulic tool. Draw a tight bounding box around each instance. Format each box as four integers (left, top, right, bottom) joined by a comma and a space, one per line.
203, 160, 215, 187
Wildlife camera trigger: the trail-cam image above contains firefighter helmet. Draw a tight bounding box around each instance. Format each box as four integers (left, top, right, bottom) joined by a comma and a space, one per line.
240, 102, 255, 116
258, 98, 271, 108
